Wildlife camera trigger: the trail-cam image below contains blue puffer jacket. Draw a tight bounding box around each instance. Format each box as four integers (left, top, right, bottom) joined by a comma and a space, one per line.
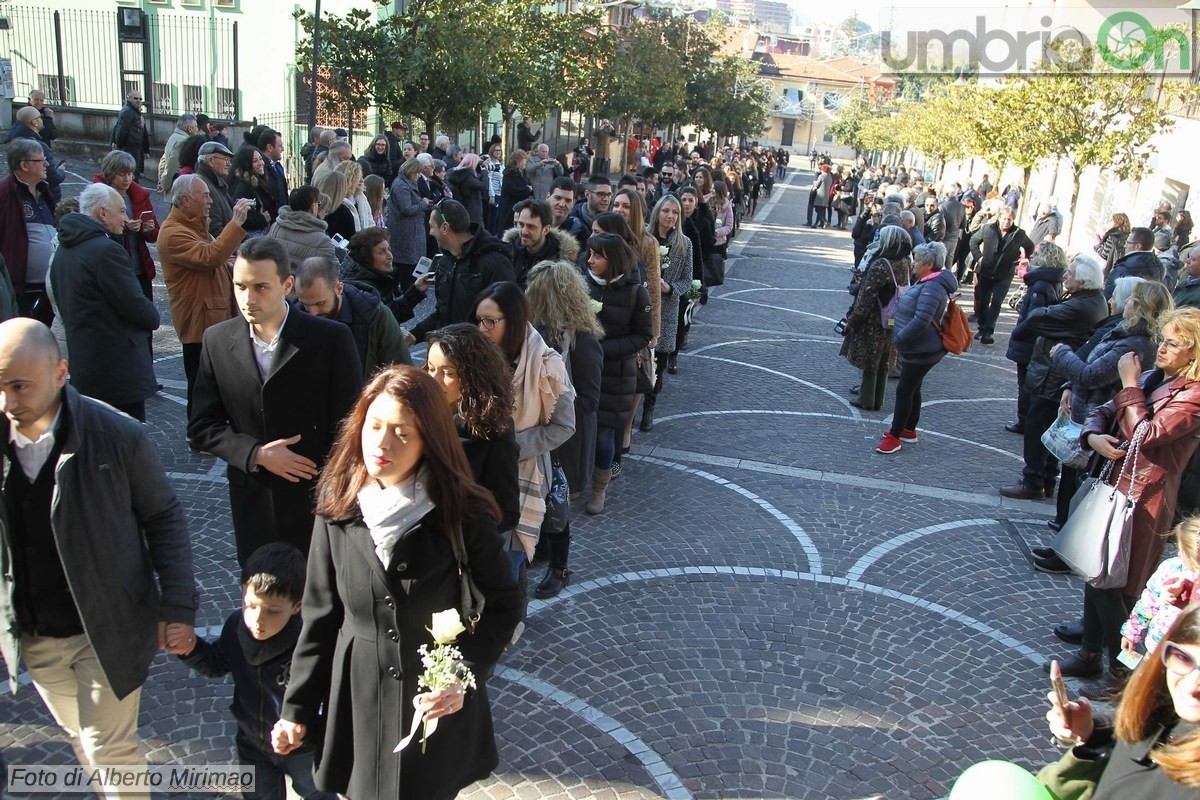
894, 268, 959, 360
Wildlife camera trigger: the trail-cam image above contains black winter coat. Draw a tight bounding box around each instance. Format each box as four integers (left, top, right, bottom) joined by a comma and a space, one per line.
361, 151, 396, 185
1015, 289, 1109, 400
1104, 250, 1165, 299
457, 416, 521, 533
585, 272, 652, 430
49, 214, 160, 406
1005, 266, 1063, 365
281, 510, 522, 800
545, 329, 603, 495
1068, 720, 1200, 800
970, 221, 1036, 280
230, 174, 278, 233
410, 225, 516, 339
448, 167, 488, 227
496, 169, 533, 236
340, 255, 424, 325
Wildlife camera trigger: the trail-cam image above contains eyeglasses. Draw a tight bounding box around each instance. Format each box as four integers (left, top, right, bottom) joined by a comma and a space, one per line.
1156, 336, 1188, 353
476, 316, 504, 331
1162, 641, 1200, 678
23, 158, 46, 164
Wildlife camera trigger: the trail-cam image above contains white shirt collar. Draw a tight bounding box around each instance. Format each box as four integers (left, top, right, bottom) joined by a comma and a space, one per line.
249, 302, 290, 351
9, 404, 63, 449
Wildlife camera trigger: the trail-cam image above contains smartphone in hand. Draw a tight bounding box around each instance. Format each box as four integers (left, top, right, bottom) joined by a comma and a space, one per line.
412, 256, 433, 279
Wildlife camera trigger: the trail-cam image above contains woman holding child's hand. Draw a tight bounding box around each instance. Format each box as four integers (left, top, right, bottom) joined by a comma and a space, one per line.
275, 366, 522, 800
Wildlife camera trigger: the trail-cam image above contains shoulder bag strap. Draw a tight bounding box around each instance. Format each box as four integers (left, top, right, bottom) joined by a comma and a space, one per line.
450, 524, 486, 634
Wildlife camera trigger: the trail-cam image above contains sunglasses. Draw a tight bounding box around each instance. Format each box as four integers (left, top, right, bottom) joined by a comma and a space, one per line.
1162, 641, 1200, 678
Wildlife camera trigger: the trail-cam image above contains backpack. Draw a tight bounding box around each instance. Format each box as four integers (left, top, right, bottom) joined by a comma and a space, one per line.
937, 296, 972, 354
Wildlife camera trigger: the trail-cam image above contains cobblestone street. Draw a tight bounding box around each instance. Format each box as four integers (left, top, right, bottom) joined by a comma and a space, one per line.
1, 167, 1094, 799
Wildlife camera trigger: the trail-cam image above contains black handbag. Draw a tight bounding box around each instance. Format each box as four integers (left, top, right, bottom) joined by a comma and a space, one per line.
541, 458, 570, 535
703, 253, 726, 287
449, 524, 486, 634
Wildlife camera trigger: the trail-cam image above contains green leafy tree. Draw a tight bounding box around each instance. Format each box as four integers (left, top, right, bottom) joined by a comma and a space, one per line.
690, 55, 771, 141
484, 0, 615, 151
824, 92, 880, 155
993, 42, 1193, 237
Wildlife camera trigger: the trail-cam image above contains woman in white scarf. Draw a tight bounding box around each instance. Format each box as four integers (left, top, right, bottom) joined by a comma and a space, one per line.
473, 281, 576, 583
274, 365, 521, 800
335, 159, 375, 232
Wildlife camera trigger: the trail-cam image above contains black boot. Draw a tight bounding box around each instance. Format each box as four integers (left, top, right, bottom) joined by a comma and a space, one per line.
667, 353, 678, 374
535, 532, 571, 599
640, 398, 656, 432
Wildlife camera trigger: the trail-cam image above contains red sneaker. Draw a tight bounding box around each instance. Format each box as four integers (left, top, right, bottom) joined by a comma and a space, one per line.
899, 429, 919, 443
875, 432, 902, 454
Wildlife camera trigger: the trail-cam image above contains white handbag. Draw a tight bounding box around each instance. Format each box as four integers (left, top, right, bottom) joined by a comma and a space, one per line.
1041, 410, 1090, 470
1052, 421, 1147, 590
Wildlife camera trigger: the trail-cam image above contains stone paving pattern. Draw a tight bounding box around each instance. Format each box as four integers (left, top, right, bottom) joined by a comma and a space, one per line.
0, 159, 1101, 798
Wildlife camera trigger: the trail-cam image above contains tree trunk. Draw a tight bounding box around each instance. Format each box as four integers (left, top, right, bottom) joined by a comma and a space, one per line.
1066, 167, 1081, 251
499, 103, 514, 157
1017, 166, 1032, 224
424, 114, 439, 151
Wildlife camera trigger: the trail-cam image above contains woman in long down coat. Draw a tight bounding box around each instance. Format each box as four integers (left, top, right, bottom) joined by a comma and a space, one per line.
275, 366, 522, 800
582, 233, 652, 516
840, 225, 912, 411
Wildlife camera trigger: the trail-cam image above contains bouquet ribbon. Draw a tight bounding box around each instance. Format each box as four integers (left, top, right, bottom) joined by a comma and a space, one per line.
394, 701, 439, 753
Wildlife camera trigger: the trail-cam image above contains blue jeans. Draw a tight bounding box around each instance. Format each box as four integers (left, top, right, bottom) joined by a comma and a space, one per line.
237, 733, 335, 800
595, 427, 617, 469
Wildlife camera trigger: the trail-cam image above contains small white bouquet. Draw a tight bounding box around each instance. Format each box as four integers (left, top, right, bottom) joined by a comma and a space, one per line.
658, 245, 670, 261
589, 298, 604, 315
394, 609, 477, 754
683, 279, 703, 302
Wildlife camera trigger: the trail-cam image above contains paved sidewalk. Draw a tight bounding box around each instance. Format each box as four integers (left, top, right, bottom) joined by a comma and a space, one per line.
0, 165, 1092, 799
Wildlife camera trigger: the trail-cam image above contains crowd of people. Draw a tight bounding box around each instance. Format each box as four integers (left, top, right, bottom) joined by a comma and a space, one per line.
829, 156, 1200, 797
0, 91, 793, 798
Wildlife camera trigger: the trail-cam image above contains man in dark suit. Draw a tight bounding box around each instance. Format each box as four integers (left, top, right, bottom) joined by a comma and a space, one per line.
189, 237, 363, 565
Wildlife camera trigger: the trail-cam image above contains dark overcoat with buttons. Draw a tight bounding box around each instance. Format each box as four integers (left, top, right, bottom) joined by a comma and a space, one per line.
281, 509, 522, 800
187, 311, 363, 565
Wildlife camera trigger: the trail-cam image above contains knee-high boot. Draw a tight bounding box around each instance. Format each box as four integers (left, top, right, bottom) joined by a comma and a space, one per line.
535, 528, 572, 599
586, 467, 612, 515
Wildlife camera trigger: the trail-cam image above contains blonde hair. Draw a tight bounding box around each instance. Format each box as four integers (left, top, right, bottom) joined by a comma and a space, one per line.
525, 260, 605, 348
334, 159, 363, 192
400, 157, 423, 179
315, 170, 349, 215
649, 194, 686, 259
507, 149, 528, 170
1123, 280, 1173, 333
1157, 307, 1200, 382
1173, 516, 1200, 572
364, 174, 386, 217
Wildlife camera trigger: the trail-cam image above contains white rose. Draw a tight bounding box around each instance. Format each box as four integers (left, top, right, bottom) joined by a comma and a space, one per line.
589, 299, 604, 315
658, 245, 670, 259
691, 279, 702, 289
428, 609, 467, 644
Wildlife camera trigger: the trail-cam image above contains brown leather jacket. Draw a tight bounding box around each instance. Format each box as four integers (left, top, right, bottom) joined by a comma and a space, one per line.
1082, 370, 1200, 594
157, 204, 243, 344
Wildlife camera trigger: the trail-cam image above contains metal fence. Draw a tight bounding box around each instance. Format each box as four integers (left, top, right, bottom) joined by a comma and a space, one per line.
0, 7, 239, 117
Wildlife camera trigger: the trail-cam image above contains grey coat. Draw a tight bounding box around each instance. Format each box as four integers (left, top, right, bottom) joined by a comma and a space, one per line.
50, 214, 161, 406
266, 207, 337, 274
387, 174, 429, 265
655, 236, 694, 354
0, 387, 197, 699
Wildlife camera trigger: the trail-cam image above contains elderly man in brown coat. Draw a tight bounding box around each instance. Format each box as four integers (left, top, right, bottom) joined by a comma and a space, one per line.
157, 174, 250, 418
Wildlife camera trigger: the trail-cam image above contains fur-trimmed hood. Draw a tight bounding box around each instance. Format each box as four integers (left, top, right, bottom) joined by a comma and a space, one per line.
502, 225, 580, 266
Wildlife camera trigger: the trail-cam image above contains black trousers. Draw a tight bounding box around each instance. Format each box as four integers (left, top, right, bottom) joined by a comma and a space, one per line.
17, 287, 53, 327
1021, 395, 1061, 490
1082, 584, 1136, 668
973, 274, 1012, 336
644, 351, 670, 410
889, 360, 937, 437
1055, 464, 1085, 526
182, 342, 203, 420
110, 400, 146, 423
806, 190, 816, 225
1015, 362, 1029, 427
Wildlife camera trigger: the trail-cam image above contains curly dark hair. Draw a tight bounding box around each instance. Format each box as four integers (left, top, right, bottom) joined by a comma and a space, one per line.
347, 227, 389, 268
424, 324, 514, 439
